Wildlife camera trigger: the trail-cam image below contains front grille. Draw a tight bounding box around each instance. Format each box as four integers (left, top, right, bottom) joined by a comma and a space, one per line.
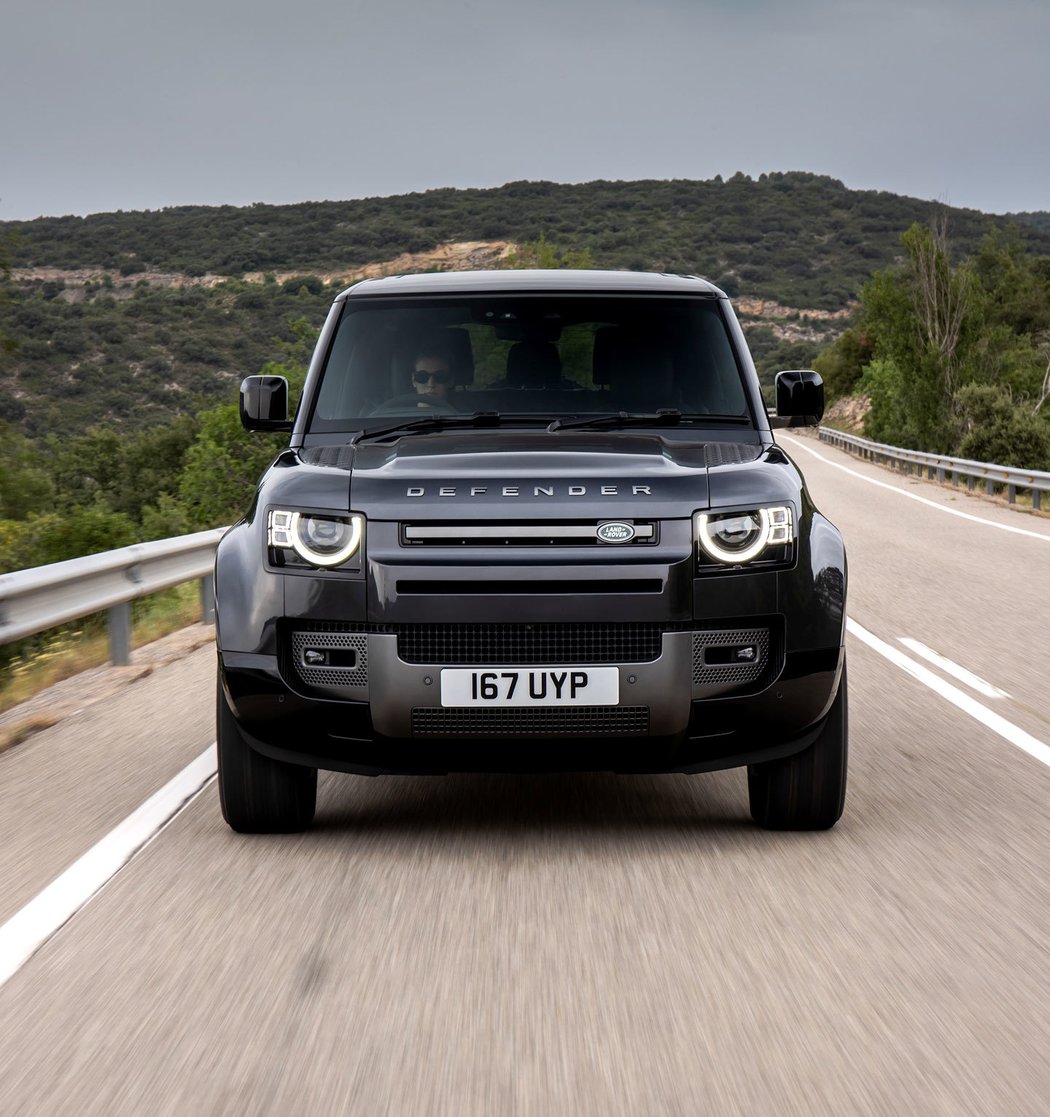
396, 578, 662, 595
397, 622, 688, 665
402, 521, 656, 546
412, 705, 650, 736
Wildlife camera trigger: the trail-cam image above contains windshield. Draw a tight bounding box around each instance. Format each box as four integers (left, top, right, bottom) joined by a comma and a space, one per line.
308, 294, 751, 432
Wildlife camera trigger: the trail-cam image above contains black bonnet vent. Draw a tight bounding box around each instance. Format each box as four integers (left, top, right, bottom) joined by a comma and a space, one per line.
299, 445, 356, 469
703, 442, 762, 467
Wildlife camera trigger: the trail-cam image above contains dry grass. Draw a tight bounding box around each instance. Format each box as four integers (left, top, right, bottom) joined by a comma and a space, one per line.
0, 584, 201, 716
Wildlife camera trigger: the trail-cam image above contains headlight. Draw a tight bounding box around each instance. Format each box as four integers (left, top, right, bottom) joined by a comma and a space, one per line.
268, 510, 364, 567
696, 506, 793, 565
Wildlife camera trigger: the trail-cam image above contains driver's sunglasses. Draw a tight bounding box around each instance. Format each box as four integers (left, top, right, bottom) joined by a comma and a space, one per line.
413, 369, 452, 385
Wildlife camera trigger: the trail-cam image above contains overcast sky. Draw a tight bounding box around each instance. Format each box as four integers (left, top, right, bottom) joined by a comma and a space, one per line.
2, 0, 1047, 221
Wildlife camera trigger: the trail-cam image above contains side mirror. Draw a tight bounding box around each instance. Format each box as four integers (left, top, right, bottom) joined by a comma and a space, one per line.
240, 375, 293, 432
774, 369, 824, 427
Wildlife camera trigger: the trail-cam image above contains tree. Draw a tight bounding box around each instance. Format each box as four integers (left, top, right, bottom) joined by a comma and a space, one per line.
955, 383, 1050, 470
0, 232, 18, 363
0, 505, 138, 574
818, 216, 1050, 455
178, 404, 285, 528
177, 358, 305, 528
854, 221, 979, 450
904, 218, 970, 398
811, 327, 873, 402
0, 423, 56, 519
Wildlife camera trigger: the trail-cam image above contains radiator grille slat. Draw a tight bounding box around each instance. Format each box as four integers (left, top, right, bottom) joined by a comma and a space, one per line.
397, 622, 687, 665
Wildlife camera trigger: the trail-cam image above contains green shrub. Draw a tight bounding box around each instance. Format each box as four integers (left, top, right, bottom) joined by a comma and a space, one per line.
954, 384, 1050, 470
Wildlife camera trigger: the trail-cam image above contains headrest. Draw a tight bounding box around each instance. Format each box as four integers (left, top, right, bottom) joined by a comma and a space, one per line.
439, 327, 474, 385
506, 340, 562, 388
593, 329, 676, 407
592, 326, 618, 385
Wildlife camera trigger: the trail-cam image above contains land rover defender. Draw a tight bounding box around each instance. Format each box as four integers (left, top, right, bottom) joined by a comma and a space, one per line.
216, 270, 847, 832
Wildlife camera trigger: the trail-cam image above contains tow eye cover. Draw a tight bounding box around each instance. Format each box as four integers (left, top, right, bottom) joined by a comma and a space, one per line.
597, 521, 636, 544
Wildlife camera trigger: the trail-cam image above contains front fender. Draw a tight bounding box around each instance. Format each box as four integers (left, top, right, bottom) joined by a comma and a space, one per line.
215, 514, 284, 656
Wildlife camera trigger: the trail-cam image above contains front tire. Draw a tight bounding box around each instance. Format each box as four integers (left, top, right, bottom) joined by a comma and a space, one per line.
217, 671, 317, 833
747, 661, 847, 830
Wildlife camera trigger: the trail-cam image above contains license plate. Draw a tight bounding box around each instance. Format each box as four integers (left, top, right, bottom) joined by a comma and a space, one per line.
440, 666, 619, 707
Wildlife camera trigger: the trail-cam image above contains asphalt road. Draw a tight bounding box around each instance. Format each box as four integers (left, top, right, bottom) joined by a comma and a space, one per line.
1, 433, 1048, 1116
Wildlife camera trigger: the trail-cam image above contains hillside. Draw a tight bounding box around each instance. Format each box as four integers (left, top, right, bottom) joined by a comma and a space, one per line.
4, 173, 1050, 439
7, 173, 1050, 310
0, 242, 853, 438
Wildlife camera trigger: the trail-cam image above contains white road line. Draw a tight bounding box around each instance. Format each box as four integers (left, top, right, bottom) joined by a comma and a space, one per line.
781, 435, 1050, 543
896, 637, 1011, 700
847, 618, 1050, 769
0, 746, 217, 989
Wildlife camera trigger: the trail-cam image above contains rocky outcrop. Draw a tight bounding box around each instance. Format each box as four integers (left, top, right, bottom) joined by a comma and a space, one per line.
11, 241, 519, 303
11, 245, 852, 337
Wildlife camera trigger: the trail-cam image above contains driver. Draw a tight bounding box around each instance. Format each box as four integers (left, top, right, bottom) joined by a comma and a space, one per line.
412, 349, 454, 408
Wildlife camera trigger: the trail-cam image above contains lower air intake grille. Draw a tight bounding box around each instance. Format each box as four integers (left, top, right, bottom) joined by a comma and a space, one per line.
290, 631, 368, 694
692, 628, 770, 687
398, 623, 685, 665
412, 705, 650, 736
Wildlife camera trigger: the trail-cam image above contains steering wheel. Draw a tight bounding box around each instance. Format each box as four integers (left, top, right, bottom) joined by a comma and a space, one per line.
368, 394, 460, 417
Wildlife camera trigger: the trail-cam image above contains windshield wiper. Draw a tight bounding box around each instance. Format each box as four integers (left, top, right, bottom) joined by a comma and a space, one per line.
547, 410, 753, 433
352, 411, 502, 444
547, 409, 683, 433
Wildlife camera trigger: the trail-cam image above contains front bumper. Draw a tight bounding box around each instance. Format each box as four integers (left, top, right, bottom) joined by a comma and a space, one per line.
219, 631, 842, 775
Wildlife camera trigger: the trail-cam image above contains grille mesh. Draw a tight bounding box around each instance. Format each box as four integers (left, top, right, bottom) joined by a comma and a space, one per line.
692, 628, 769, 686
412, 705, 650, 736
397, 623, 686, 665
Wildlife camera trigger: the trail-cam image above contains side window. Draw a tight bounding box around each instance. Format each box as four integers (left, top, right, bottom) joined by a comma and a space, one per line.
467, 326, 515, 387
557, 324, 597, 388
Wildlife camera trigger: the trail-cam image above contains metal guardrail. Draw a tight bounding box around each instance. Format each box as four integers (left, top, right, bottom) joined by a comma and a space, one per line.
0, 528, 227, 665
818, 429, 1050, 512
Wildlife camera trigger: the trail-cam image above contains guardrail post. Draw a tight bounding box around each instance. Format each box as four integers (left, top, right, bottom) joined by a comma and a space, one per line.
936, 466, 945, 483
1007, 484, 1017, 504
986, 479, 995, 497
108, 602, 132, 666
1034, 490, 1042, 511
200, 573, 215, 624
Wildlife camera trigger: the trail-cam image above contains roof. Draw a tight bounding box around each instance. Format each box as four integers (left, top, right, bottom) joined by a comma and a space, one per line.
338, 269, 727, 300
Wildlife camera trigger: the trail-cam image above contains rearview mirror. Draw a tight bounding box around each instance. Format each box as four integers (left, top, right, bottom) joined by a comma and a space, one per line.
240, 375, 293, 432
774, 369, 824, 427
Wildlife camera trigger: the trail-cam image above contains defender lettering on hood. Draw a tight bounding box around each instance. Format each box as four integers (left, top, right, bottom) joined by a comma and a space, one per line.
405, 484, 653, 497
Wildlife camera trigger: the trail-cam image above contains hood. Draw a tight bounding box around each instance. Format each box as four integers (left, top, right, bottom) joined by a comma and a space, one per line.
338, 431, 761, 519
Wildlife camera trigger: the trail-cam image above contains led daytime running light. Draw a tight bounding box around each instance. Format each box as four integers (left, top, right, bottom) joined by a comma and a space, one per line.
268, 510, 363, 567
698, 506, 792, 564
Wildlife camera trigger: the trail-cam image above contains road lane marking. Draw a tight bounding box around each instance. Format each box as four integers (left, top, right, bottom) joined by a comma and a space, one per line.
847, 618, 1050, 769
0, 746, 217, 989
896, 637, 1010, 699
781, 435, 1050, 543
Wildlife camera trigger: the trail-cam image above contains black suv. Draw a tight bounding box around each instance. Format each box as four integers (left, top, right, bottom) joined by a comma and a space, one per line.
216, 271, 846, 832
